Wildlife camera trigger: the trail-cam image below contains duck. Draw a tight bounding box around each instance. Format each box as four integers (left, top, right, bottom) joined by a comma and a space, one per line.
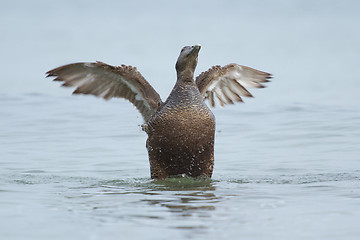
46, 45, 271, 179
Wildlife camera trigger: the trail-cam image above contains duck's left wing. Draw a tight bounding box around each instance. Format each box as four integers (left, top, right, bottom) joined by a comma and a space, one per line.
196, 64, 272, 107
46, 61, 162, 122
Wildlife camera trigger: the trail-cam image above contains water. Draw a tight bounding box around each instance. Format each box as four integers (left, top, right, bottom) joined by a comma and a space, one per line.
1, 0, 360, 239
1, 94, 359, 239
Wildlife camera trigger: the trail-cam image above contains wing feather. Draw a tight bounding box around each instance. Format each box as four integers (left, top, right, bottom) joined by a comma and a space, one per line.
46, 62, 162, 122
196, 63, 271, 107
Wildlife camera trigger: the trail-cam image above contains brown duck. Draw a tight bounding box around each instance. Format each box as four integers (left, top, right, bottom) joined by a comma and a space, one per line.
47, 45, 271, 179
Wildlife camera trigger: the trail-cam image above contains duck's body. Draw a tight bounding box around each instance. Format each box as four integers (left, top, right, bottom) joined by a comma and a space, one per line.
145, 80, 215, 179
47, 45, 271, 179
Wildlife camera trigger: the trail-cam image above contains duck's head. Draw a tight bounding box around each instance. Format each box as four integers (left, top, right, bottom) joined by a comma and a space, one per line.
175, 45, 201, 79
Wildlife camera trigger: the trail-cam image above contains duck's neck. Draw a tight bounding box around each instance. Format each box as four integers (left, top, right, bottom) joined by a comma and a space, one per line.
177, 69, 195, 84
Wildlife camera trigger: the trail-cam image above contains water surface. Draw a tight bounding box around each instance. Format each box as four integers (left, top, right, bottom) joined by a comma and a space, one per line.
1, 94, 359, 240
1, 0, 360, 239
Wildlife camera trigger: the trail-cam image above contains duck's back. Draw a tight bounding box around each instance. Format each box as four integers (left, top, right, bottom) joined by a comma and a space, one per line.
145, 82, 215, 179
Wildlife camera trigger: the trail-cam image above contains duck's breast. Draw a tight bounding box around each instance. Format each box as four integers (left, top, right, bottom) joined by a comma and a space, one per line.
146, 84, 215, 179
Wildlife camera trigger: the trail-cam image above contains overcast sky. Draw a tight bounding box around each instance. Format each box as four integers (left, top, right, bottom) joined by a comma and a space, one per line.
1, 0, 359, 107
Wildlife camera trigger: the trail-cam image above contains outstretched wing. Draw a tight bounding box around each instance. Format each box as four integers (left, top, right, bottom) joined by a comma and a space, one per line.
196, 64, 271, 107
46, 62, 162, 122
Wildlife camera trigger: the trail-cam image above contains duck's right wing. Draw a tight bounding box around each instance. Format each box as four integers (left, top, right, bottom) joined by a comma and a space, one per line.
46, 61, 163, 122
196, 64, 271, 107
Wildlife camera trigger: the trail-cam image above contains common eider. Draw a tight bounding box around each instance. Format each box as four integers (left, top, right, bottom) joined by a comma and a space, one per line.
46, 45, 271, 179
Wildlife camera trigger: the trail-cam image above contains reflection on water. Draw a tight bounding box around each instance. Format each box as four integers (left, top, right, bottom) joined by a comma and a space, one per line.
143, 179, 218, 220
96, 177, 219, 229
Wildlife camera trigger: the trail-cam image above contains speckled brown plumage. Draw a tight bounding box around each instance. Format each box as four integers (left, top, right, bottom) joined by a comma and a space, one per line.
46, 45, 271, 179
144, 81, 215, 179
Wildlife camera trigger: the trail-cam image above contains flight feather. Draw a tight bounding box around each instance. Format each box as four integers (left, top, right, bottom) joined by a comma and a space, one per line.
196, 64, 271, 107
46, 62, 162, 122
